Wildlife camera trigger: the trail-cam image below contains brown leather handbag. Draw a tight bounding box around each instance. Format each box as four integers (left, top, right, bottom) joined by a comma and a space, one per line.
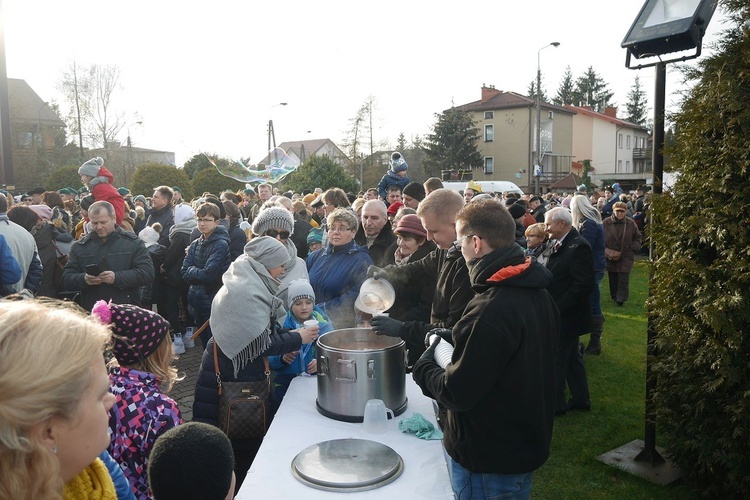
214, 341, 272, 440
605, 219, 627, 262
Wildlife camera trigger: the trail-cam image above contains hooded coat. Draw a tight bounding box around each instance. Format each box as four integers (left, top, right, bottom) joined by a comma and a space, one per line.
413, 245, 559, 474
181, 225, 231, 314
87, 166, 126, 226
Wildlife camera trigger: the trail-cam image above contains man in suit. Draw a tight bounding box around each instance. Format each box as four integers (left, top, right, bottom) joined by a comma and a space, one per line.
544, 207, 594, 415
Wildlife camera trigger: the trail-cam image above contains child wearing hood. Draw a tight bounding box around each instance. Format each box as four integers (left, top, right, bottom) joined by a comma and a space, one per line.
268, 279, 333, 400
78, 157, 126, 226
377, 151, 410, 200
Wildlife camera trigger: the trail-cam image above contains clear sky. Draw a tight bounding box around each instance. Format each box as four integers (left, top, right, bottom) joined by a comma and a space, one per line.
2, 0, 730, 167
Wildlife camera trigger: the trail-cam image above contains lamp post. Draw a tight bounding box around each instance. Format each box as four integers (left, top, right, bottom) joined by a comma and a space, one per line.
535, 42, 560, 195
267, 102, 288, 153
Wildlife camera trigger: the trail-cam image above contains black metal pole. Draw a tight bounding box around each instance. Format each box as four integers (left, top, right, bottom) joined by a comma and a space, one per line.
0, 0, 14, 185
635, 61, 666, 466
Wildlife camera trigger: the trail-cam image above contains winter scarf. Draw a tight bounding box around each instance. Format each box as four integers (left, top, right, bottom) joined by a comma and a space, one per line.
210, 254, 285, 377
63, 458, 117, 500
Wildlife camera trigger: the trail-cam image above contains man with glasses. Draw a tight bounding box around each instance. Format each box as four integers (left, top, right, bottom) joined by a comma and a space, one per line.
413, 198, 559, 499
181, 203, 231, 349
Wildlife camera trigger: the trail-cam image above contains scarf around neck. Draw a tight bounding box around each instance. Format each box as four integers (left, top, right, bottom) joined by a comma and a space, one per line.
63, 458, 117, 500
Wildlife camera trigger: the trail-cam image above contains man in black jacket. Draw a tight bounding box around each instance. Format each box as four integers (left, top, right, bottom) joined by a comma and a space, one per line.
355, 200, 396, 267
544, 207, 594, 414
147, 186, 175, 247
413, 199, 559, 499
371, 189, 473, 367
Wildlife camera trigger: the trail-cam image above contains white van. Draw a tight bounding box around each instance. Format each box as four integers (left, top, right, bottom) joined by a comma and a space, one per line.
442, 181, 524, 196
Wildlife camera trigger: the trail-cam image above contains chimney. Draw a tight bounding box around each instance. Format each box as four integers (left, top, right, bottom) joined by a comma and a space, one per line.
603, 106, 618, 118
481, 85, 501, 102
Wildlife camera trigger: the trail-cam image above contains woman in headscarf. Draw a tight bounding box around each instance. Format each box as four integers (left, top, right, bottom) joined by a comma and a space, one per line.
193, 236, 319, 494
251, 205, 308, 305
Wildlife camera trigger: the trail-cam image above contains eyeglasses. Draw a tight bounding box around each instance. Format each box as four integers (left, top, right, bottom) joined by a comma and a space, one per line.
456, 234, 480, 245
265, 229, 290, 240
196, 218, 216, 224
329, 226, 352, 234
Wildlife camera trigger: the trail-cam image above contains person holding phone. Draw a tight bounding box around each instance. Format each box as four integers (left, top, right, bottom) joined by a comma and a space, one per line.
62, 201, 154, 311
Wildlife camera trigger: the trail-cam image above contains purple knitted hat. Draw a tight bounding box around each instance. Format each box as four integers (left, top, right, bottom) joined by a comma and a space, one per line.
92, 300, 170, 365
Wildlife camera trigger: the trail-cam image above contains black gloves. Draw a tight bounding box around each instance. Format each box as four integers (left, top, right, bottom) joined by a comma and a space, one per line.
425, 328, 452, 347
366, 265, 385, 280
371, 315, 404, 337
419, 337, 440, 363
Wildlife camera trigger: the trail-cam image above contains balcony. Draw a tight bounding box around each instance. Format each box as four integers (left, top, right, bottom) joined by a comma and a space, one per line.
632, 148, 652, 160
441, 169, 474, 181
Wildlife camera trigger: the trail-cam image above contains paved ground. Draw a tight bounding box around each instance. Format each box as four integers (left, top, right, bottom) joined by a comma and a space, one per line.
171, 339, 204, 422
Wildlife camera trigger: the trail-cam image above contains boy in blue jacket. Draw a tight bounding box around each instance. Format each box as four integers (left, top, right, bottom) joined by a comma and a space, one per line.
269, 279, 333, 400
377, 152, 410, 200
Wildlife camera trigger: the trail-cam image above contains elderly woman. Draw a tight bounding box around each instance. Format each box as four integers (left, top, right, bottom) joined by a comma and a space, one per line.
0, 299, 135, 499
570, 194, 607, 354
193, 236, 319, 494
307, 208, 373, 328
252, 205, 309, 305
603, 201, 642, 306
524, 222, 554, 266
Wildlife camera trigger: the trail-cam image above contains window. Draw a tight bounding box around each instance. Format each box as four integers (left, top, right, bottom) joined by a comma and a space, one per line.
17, 131, 34, 148
626, 135, 631, 149
484, 157, 494, 174
484, 124, 494, 142
626, 160, 630, 172
618, 160, 622, 172
618, 133, 623, 148
484, 111, 494, 119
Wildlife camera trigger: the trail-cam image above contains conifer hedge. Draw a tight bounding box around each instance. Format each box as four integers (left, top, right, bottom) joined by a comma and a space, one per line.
650, 2, 750, 495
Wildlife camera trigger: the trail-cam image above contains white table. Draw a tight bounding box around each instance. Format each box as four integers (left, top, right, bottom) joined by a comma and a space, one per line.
236, 376, 453, 498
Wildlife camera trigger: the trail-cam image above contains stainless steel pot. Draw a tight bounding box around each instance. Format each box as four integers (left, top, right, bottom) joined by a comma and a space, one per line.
316, 328, 407, 422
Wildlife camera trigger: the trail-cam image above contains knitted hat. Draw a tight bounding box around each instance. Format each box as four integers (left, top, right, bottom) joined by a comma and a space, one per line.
390, 152, 408, 173
91, 301, 170, 365
133, 194, 147, 206
507, 203, 526, 220
148, 422, 234, 500
251, 206, 294, 237
244, 236, 288, 270
561, 197, 572, 208
80, 195, 96, 211
465, 180, 482, 193
28, 204, 53, 221
287, 279, 315, 308
307, 227, 323, 245
117, 187, 131, 197
79, 157, 104, 177
387, 201, 403, 217
576, 184, 588, 193
403, 182, 425, 202
303, 193, 317, 205
394, 214, 427, 239
138, 226, 160, 246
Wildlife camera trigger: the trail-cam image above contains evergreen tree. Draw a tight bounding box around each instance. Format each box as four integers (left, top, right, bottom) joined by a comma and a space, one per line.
422, 108, 483, 177
284, 155, 359, 194
527, 78, 548, 102
553, 66, 575, 106
624, 75, 649, 126
571, 66, 614, 112
650, 4, 750, 495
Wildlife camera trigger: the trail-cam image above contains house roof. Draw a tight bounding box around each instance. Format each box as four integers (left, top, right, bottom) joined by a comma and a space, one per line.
549, 172, 584, 190
453, 91, 575, 115
564, 105, 648, 131
263, 138, 350, 164
8, 78, 66, 126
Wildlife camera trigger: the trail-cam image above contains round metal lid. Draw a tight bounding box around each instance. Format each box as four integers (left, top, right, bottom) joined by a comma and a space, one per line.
291, 438, 404, 492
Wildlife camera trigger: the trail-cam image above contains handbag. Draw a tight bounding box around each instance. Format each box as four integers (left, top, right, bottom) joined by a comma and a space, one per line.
51, 240, 68, 290
214, 341, 272, 440
605, 218, 627, 262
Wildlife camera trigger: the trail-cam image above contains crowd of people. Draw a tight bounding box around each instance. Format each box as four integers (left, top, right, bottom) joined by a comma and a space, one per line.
0, 152, 646, 499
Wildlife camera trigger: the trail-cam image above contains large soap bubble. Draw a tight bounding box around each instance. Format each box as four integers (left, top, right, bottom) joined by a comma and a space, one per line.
209, 147, 300, 184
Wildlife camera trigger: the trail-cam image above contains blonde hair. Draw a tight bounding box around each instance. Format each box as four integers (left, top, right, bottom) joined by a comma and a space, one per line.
112, 336, 182, 392
0, 300, 111, 500
417, 188, 464, 219
525, 222, 548, 240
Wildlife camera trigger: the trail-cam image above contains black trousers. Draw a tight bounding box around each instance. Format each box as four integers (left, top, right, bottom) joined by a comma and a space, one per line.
608, 271, 631, 303
555, 335, 591, 412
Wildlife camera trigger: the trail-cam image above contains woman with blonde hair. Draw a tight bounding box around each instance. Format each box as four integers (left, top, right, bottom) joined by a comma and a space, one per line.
524, 222, 554, 266
0, 299, 119, 499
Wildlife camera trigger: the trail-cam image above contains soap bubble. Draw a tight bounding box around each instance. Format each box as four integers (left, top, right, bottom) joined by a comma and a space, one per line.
209, 147, 300, 184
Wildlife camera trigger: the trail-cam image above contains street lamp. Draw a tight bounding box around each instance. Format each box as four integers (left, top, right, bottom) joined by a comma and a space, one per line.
535, 42, 560, 195
267, 102, 288, 152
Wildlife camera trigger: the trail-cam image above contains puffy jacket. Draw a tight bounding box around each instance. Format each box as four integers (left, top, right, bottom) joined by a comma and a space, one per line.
62, 226, 154, 311
181, 225, 231, 313
88, 167, 126, 226
377, 170, 410, 200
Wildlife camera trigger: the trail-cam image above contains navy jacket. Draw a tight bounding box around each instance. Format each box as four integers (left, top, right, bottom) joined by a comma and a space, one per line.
181, 225, 231, 313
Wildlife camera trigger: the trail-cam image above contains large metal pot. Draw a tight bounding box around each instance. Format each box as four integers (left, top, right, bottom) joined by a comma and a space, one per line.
316, 328, 407, 422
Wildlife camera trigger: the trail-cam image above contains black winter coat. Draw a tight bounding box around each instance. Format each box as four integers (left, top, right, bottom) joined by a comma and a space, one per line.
355, 222, 397, 268
413, 245, 559, 474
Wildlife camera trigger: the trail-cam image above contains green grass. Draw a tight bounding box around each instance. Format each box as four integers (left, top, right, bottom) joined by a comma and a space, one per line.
532, 261, 696, 499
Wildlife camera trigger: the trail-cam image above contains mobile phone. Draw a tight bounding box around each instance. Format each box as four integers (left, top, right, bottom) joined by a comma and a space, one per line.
85, 264, 102, 276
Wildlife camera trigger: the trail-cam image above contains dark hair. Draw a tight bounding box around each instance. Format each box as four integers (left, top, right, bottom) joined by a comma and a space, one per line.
455, 198, 515, 250
7, 206, 39, 232
387, 185, 402, 194
42, 191, 64, 209
221, 191, 241, 204
196, 202, 220, 220
153, 186, 174, 202
0, 194, 7, 213
222, 200, 241, 226
203, 196, 226, 219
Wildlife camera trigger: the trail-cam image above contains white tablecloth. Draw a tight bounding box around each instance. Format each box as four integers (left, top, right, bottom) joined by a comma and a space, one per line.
236, 376, 453, 498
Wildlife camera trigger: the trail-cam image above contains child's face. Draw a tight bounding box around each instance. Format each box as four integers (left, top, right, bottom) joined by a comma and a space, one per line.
197, 216, 219, 237
292, 298, 314, 321
397, 170, 408, 178
308, 241, 322, 253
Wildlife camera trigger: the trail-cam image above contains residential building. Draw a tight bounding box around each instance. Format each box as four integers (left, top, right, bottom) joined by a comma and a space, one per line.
453, 85, 575, 192
261, 138, 351, 169
4, 79, 67, 189
565, 105, 651, 190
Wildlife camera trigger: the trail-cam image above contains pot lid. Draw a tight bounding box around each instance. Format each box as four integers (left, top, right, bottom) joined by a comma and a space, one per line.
291, 438, 403, 492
